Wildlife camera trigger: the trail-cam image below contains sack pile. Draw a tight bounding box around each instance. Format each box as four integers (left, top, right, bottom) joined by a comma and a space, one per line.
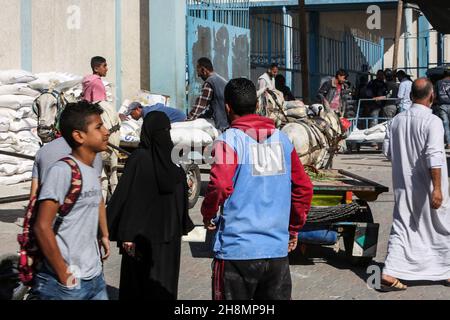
346, 121, 388, 144
0, 70, 41, 185
118, 99, 219, 147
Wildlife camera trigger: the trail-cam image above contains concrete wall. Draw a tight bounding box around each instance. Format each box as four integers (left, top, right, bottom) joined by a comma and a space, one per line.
0, 0, 21, 70
0, 0, 188, 111
149, 0, 186, 110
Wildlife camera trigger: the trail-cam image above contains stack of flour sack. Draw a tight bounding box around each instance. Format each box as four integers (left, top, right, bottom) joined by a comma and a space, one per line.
0, 69, 93, 185
0, 70, 41, 185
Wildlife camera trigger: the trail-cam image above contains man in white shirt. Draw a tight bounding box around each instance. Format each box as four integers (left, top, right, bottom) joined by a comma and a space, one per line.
396, 70, 413, 112
381, 78, 450, 291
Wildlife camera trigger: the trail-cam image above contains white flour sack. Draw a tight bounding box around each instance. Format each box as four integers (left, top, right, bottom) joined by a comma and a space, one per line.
170, 128, 213, 146
0, 106, 33, 120
0, 95, 35, 110
0, 117, 10, 132
0, 171, 32, 185
0, 154, 23, 165
0, 83, 40, 97
171, 119, 219, 140
27, 72, 82, 91
0, 70, 36, 85
8, 118, 37, 132
0, 161, 34, 176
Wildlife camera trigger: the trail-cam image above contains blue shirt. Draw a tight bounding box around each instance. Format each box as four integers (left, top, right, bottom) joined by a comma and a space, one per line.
142, 103, 187, 123
213, 128, 293, 260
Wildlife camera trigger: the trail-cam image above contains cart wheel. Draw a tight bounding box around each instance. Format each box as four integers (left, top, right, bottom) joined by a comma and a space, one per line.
346, 142, 353, 153
348, 200, 374, 223
185, 164, 201, 209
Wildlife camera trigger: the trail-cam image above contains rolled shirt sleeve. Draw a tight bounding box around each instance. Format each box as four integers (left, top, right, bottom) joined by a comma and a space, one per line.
38, 163, 71, 205
425, 117, 446, 168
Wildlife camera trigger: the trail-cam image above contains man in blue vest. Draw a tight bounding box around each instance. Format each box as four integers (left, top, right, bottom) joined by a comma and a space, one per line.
201, 78, 313, 300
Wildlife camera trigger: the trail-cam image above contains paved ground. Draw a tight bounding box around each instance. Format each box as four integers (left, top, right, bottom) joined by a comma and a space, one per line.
1, 150, 449, 300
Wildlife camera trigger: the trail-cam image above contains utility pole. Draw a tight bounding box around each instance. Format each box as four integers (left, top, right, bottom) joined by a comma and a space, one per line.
299, 0, 309, 103
392, 0, 404, 71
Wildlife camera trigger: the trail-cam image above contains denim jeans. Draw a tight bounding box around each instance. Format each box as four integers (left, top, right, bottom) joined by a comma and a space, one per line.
438, 104, 450, 144
29, 271, 108, 300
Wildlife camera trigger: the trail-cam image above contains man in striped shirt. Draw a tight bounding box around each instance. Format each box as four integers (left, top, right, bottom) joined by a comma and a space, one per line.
188, 57, 229, 132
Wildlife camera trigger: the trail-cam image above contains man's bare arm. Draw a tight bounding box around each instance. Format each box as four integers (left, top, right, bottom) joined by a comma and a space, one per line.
430, 168, 443, 209
29, 178, 39, 200
34, 200, 73, 286
98, 199, 110, 261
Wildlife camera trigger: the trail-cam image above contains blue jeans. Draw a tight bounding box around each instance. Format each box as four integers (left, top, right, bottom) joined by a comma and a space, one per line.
29, 271, 108, 300
438, 104, 450, 144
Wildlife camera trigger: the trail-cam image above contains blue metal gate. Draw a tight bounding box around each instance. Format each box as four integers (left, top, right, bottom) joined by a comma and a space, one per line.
250, 14, 384, 98
186, 0, 251, 108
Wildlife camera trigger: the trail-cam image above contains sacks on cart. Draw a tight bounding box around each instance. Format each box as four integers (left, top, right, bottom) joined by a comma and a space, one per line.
346, 121, 388, 143
0, 70, 41, 185
120, 117, 219, 147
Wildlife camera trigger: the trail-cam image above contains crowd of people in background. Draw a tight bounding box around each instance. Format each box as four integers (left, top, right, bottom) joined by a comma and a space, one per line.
15, 53, 450, 300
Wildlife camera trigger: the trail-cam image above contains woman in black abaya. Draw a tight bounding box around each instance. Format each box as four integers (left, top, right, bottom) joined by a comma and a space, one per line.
107, 111, 194, 300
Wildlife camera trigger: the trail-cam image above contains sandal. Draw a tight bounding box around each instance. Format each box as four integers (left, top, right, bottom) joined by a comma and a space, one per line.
378, 279, 407, 292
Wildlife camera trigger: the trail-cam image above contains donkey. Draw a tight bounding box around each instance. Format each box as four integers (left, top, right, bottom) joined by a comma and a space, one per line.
281, 104, 347, 169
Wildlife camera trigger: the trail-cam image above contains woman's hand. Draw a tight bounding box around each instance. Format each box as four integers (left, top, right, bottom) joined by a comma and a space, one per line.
122, 242, 136, 257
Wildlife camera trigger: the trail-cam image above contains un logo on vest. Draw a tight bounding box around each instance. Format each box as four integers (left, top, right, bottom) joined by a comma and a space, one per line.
250, 143, 286, 176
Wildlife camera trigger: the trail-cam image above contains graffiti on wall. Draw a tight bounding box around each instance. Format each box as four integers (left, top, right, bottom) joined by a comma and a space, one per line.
187, 17, 250, 107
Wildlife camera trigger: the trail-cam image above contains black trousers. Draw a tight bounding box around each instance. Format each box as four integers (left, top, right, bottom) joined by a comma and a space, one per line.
212, 257, 292, 300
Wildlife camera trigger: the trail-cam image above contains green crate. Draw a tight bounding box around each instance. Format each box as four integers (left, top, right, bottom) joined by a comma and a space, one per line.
311, 194, 343, 207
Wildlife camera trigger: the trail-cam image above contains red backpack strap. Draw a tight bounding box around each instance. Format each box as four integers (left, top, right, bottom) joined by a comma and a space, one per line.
58, 157, 82, 216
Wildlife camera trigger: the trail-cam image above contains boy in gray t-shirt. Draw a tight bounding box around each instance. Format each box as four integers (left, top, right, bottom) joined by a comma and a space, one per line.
29, 101, 111, 300
30, 137, 103, 198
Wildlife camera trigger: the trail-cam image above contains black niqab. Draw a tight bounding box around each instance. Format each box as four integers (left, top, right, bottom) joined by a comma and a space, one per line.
139, 111, 182, 193
107, 112, 194, 244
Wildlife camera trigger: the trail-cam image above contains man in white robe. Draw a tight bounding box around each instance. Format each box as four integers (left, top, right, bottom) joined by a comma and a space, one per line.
381, 78, 450, 291
257, 63, 278, 104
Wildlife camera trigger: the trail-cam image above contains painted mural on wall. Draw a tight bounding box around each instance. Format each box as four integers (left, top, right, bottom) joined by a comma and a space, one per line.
187, 17, 250, 107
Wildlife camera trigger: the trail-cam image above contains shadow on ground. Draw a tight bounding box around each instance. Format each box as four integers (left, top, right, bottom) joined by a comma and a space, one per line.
289, 244, 383, 285
188, 230, 214, 258
0, 209, 25, 224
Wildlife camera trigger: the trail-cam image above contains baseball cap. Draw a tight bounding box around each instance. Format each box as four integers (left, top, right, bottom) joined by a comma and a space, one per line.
124, 101, 142, 115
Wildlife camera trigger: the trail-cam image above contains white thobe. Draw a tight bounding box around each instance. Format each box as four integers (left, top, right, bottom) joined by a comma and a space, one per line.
257, 73, 275, 97
398, 80, 413, 112
383, 104, 450, 281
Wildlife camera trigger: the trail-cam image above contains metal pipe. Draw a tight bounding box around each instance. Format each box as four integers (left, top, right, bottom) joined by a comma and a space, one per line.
108, 143, 131, 156
0, 150, 35, 161
393, 0, 404, 70
0, 194, 29, 205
